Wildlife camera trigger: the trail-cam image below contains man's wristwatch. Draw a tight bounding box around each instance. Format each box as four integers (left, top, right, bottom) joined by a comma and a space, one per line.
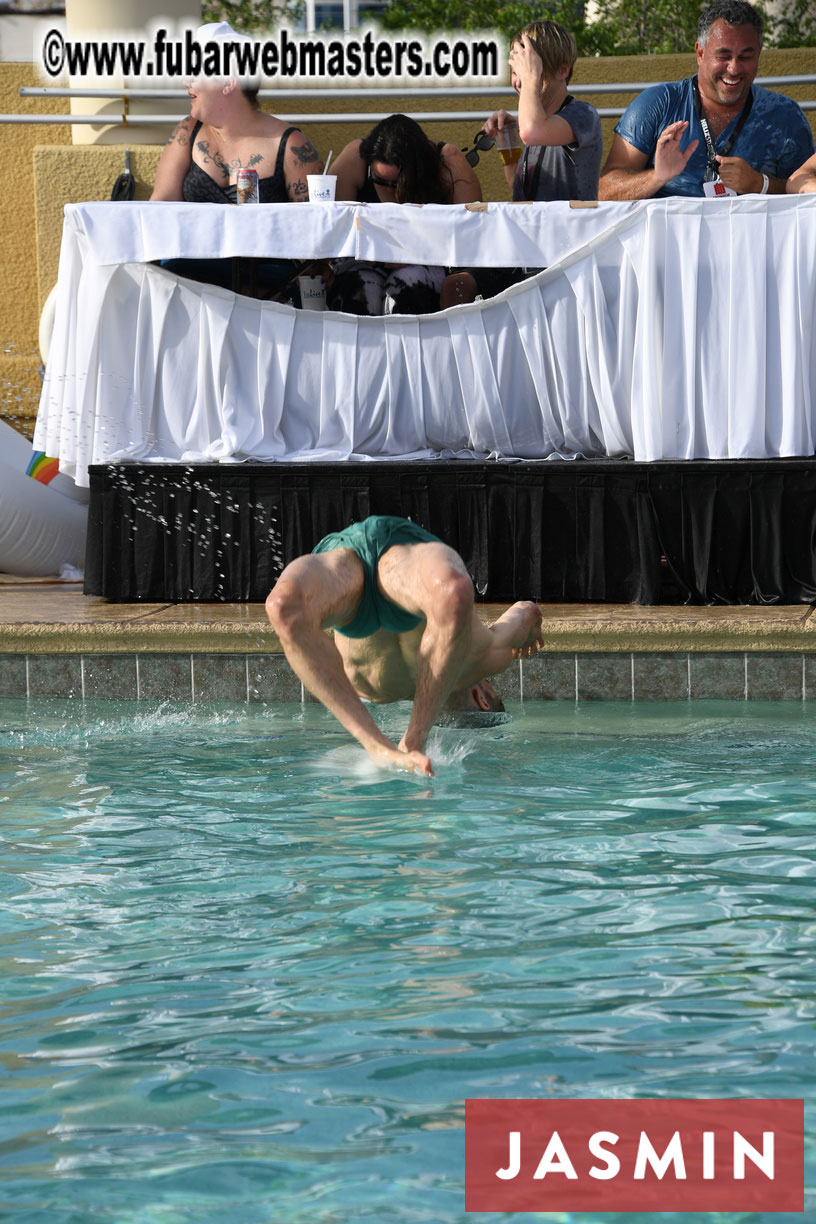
759, 173, 770, 194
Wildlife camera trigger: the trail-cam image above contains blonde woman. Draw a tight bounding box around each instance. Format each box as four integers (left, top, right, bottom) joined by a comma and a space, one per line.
441, 21, 601, 307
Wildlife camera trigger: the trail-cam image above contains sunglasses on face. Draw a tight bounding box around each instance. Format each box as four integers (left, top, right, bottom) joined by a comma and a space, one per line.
368, 166, 399, 188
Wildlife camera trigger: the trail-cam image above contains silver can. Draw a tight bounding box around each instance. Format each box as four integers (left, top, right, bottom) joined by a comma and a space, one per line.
236, 169, 259, 205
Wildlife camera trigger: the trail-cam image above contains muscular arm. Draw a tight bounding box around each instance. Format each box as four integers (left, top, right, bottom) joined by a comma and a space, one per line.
399, 577, 476, 756
150, 116, 195, 200
599, 125, 699, 201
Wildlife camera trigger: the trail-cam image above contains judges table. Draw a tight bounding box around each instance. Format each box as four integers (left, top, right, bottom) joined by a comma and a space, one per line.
36, 196, 816, 489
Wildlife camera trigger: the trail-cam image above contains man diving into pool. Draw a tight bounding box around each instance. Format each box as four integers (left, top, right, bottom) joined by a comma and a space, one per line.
265, 516, 543, 776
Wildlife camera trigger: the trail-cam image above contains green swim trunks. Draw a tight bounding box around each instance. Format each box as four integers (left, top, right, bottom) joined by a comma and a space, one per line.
312, 515, 441, 638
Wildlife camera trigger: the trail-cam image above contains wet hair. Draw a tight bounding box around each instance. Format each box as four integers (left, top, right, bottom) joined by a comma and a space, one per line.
697, 1, 763, 46
359, 114, 453, 204
241, 87, 260, 108
513, 20, 578, 86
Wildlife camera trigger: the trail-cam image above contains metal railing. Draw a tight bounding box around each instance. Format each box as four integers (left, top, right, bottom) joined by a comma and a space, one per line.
3, 75, 814, 124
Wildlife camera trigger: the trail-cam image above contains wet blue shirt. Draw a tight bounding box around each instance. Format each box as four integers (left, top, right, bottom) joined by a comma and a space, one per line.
614, 76, 814, 197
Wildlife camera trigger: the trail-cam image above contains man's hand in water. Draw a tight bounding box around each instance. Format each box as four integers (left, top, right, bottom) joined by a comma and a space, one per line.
372, 740, 435, 777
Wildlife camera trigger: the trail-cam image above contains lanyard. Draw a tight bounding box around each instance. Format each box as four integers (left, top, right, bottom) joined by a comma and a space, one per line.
518, 95, 574, 200
692, 75, 753, 180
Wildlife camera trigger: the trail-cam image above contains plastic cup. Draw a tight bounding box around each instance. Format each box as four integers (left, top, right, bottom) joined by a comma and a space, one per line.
307, 174, 337, 203
495, 125, 523, 167
298, 274, 327, 310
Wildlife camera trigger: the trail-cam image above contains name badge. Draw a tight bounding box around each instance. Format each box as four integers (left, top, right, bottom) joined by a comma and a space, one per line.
703, 179, 736, 198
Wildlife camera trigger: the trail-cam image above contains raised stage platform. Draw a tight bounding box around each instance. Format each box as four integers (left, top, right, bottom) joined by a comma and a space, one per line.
86, 459, 816, 605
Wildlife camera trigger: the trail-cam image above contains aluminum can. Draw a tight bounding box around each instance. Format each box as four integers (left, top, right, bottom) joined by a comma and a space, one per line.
236, 169, 259, 205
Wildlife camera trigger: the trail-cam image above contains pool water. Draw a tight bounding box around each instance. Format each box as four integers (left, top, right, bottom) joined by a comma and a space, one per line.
1, 697, 814, 1224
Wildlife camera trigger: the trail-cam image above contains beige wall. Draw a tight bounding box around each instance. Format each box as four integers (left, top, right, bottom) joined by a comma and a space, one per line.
64, 0, 200, 144
0, 62, 70, 438
3, 47, 815, 437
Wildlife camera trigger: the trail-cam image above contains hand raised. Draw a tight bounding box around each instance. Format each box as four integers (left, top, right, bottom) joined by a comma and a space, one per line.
653, 121, 699, 184
508, 35, 543, 86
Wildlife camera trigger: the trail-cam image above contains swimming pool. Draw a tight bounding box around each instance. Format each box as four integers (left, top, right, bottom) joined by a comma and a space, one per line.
1, 697, 814, 1223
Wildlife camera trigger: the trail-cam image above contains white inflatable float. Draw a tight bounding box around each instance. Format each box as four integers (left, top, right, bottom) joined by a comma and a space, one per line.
0, 417, 88, 578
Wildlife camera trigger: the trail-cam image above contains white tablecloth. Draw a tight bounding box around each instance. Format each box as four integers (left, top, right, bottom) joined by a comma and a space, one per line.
36, 197, 816, 487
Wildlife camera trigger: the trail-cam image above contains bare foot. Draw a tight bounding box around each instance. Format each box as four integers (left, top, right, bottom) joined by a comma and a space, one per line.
510, 601, 544, 659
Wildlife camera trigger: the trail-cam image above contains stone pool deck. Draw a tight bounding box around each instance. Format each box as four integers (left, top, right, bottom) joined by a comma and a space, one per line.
2, 578, 816, 702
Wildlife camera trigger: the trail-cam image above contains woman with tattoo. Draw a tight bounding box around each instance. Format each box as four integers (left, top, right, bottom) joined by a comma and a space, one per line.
327, 114, 481, 315
151, 22, 323, 299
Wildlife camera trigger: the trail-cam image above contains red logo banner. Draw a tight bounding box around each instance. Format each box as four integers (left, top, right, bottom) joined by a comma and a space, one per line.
465, 1098, 804, 1212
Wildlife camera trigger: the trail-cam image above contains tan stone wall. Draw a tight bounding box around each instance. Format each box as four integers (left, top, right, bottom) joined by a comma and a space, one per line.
3, 49, 816, 438
1, 62, 70, 437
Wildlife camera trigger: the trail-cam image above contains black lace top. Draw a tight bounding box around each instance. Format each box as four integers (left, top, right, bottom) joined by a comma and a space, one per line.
182, 122, 297, 203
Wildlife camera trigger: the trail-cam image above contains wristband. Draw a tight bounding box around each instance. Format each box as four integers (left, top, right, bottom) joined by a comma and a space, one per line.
759, 173, 769, 194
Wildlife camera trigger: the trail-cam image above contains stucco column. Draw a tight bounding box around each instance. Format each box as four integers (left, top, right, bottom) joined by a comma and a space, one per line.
65, 0, 200, 144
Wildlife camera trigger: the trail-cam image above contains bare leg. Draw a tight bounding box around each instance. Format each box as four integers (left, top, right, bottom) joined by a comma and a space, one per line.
266, 551, 433, 775
377, 542, 477, 754
456, 601, 544, 690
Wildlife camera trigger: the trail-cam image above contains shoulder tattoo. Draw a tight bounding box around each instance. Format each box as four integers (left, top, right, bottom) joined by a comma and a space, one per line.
290, 139, 321, 167
167, 121, 191, 148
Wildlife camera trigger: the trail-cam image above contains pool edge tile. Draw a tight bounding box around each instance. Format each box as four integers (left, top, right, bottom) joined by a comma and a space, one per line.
0, 654, 27, 698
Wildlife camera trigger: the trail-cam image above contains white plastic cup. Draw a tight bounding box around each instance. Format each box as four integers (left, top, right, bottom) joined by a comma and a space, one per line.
307, 174, 337, 203
298, 274, 327, 310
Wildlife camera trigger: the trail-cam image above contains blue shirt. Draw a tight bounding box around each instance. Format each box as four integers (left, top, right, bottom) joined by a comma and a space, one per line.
614, 76, 815, 197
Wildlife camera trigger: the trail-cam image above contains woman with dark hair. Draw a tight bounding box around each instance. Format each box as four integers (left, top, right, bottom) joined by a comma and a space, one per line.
151, 22, 323, 298
328, 114, 481, 315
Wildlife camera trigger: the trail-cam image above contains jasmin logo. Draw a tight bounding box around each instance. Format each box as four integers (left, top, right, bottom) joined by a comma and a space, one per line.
465, 1099, 803, 1211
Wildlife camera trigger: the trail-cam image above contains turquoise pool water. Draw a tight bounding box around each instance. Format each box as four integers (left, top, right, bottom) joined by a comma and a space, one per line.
1, 697, 814, 1224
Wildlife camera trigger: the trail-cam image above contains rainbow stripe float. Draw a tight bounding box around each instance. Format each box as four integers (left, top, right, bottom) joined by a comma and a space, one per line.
26, 452, 61, 485
1, 420, 88, 577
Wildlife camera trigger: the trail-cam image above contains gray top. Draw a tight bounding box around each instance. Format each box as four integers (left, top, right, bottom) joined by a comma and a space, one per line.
514, 96, 603, 202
